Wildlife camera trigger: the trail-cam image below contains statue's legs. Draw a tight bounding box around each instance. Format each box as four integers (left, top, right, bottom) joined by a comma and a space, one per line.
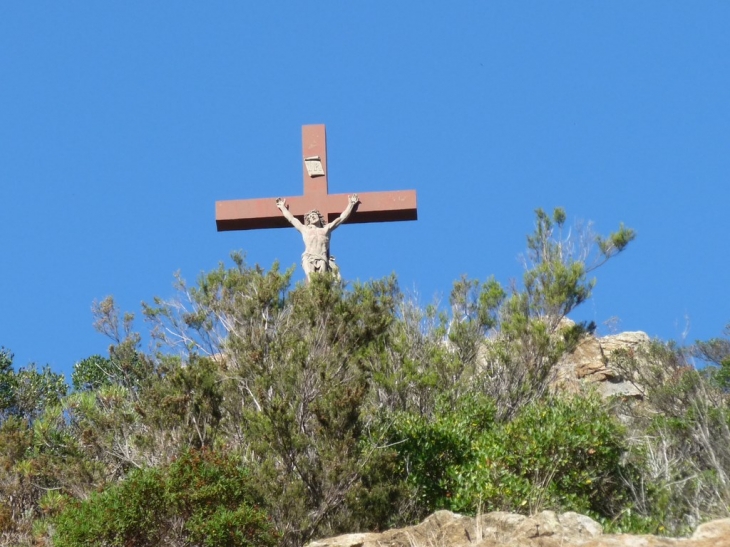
302, 256, 329, 283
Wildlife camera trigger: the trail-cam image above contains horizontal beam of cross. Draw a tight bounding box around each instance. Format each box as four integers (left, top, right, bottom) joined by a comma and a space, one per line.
215, 124, 417, 232
216, 190, 417, 231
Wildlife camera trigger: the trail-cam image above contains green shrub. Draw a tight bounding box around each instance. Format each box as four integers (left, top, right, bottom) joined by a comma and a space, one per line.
449, 395, 633, 519
53, 448, 278, 547
388, 393, 634, 522
387, 393, 497, 513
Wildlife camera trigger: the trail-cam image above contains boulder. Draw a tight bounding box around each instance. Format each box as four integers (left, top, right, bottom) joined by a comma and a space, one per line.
555, 331, 649, 399
307, 512, 730, 547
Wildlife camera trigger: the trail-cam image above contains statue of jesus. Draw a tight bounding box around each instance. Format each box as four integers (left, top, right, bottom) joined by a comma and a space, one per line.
275, 194, 359, 282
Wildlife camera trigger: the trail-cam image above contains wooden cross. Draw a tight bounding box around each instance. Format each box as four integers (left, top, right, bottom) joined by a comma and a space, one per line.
215, 124, 417, 231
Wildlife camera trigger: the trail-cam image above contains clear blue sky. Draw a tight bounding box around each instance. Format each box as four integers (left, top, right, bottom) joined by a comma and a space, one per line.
1, 3, 729, 379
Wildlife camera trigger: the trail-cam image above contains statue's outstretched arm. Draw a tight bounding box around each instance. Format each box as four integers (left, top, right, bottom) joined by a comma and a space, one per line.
327, 194, 359, 232
276, 198, 304, 232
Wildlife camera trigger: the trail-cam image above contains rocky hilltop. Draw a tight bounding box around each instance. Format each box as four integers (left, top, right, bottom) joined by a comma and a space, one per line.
307, 510, 730, 547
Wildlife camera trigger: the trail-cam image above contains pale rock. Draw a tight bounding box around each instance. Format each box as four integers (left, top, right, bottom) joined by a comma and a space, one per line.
554, 330, 649, 399
307, 512, 730, 547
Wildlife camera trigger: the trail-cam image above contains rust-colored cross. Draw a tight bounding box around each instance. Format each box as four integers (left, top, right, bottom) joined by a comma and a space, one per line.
215, 124, 417, 231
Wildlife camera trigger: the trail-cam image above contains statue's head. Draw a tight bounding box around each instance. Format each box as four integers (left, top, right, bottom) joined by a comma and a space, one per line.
305, 210, 326, 227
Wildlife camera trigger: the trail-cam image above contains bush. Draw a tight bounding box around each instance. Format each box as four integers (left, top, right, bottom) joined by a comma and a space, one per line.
612, 340, 730, 535
386, 393, 497, 514
387, 394, 634, 522
449, 395, 633, 519
53, 448, 278, 547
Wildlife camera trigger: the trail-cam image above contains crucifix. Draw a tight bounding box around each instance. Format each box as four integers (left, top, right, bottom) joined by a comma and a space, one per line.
215, 124, 418, 280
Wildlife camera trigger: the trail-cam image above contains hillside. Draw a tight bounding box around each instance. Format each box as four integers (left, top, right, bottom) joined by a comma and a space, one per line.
2, 209, 729, 547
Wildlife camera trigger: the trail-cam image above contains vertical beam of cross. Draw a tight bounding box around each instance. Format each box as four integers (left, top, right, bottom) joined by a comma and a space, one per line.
215, 125, 417, 231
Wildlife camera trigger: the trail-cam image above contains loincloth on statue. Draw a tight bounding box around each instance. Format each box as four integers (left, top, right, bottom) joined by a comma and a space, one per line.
302, 252, 330, 272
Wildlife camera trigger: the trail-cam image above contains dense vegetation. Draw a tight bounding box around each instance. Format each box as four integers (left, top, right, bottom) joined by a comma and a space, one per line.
1, 208, 729, 546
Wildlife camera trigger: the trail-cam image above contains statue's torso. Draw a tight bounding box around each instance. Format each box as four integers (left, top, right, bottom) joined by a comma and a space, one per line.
302, 226, 330, 257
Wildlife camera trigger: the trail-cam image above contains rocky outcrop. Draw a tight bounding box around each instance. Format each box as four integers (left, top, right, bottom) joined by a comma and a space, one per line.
555, 331, 649, 399
307, 511, 730, 547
